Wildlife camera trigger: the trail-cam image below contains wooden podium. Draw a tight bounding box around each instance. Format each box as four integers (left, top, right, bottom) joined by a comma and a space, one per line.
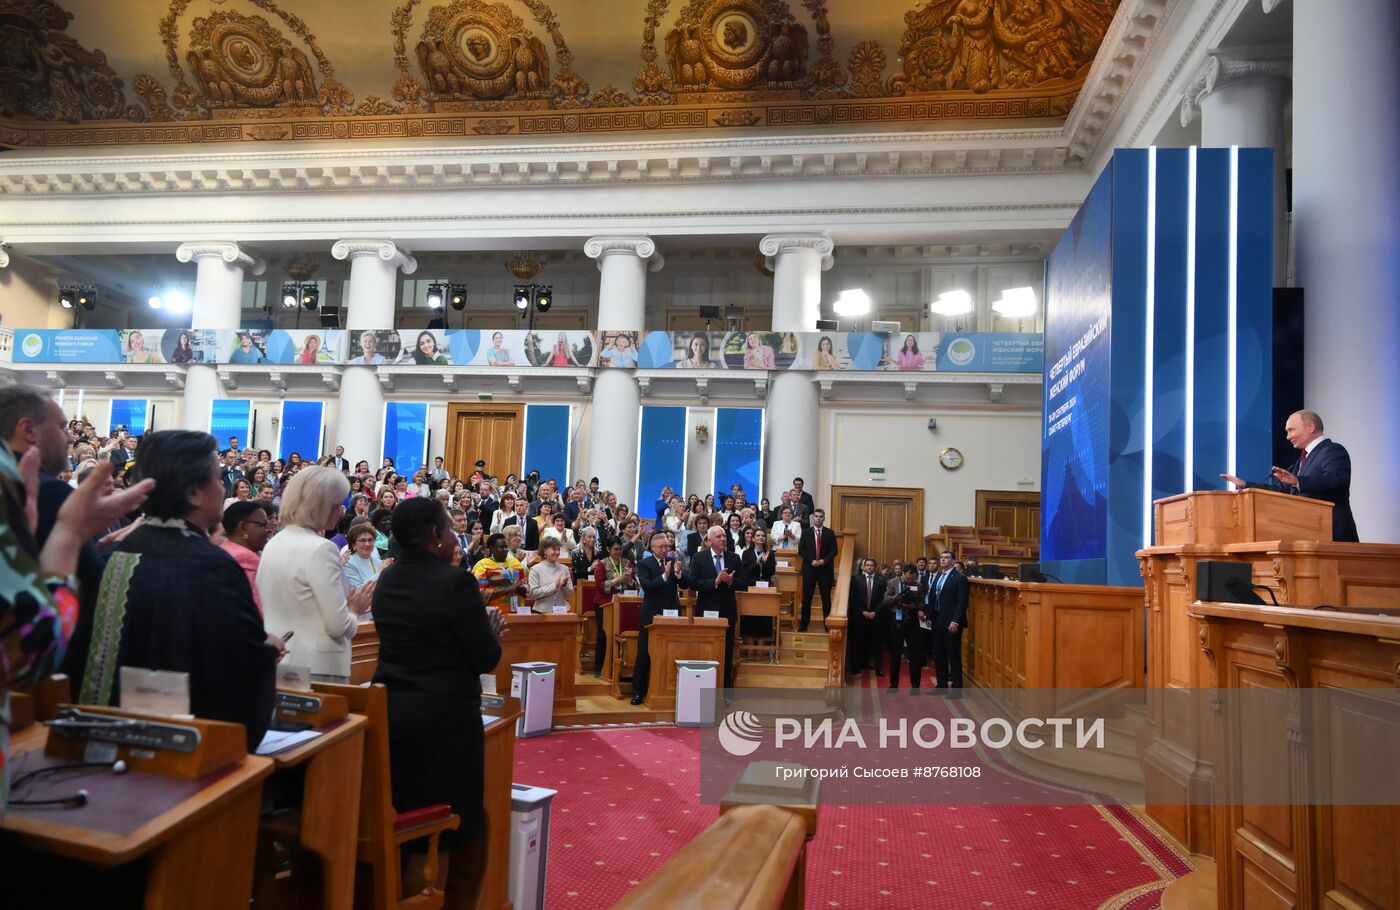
643, 616, 727, 712
493, 612, 581, 713
1139, 489, 1348, 858
1153, 487, 1332, 547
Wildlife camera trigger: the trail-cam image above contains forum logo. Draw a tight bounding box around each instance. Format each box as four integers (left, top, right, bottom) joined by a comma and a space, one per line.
717, 710, 764, 756
946, 337, 976, 366
21, 333, 43, 358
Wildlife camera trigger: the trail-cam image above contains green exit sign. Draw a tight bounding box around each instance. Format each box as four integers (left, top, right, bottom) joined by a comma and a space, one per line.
869, 466, 885, 474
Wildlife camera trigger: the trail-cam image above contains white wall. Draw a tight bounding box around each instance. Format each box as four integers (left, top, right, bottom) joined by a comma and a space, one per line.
822, 407, 1041, 535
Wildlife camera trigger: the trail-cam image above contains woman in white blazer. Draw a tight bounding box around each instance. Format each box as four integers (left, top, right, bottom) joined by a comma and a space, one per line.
258, 466, 375, 682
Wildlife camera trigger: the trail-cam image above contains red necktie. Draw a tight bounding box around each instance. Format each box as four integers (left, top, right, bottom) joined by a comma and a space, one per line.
1297, 449, 1308, 472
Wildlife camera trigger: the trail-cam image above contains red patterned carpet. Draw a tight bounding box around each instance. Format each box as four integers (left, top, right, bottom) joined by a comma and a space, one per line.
511, 723, 1192, 909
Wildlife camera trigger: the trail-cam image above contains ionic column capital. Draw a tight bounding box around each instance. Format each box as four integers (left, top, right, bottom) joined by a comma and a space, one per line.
759, 233, 834, 270
584, 236, 663, 272
175, 241, 266, 276
1181, 46, 1292, 127
331, 239, 418, 276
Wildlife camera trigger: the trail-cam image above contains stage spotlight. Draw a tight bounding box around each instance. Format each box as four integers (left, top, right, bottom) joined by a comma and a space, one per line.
513, 285, 531, 311
449, 283, 468, 311
426, 283, 445, 309
58, 286, 76, 309
76, 286, 97, 311
832, 288, 871, 317
164, 290, 190, 314
930, 289, 973, 317
991, 286, 1037, 318
147, 295, 163, 310
300, 285, 319, 310
534, 285, 552, 312
281, 282, 299, 309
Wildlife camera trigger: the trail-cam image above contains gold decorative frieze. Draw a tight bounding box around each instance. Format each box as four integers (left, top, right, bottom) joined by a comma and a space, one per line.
0, 0, 1122, 149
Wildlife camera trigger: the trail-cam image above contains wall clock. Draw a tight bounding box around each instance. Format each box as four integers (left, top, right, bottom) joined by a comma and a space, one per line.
939, 447, 965, 470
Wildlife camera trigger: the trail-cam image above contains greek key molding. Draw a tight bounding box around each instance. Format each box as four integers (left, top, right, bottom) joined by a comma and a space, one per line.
1180, 46, 1291, 127
331, 239, 418, 275
175, 241, 267, 275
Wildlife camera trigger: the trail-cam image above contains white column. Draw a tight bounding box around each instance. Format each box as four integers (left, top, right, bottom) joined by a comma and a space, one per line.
174, 242, 264, 432
331, 239, 417, 329
336, 369, 384, 470
332, 240, 415, 468
1292, 0, 1400, 543
584, 236, 663, 328
583, 237, 660, 501
760, 234, 833, 332
1181, 48, 1291, 285
759, 235, 833, 502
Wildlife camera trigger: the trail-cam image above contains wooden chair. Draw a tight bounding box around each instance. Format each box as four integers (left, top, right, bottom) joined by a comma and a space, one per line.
994, 545, 1029, 558
957, 543, 994, 559
975, 526, 1004, 540
310, 682, 460, 910
612, 597, 643, 697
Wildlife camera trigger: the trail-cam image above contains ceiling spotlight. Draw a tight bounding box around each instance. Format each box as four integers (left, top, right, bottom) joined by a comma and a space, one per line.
426, 283, 445, 310
300, 285, 319, 310
449, 283, 468, 311
76, 286, 97, 311
991, 286, 1038, 318
164, 290, 191, 314
929, 289, 974, 317
534, 285, 553, 312
832, 288, 871, 317
147, 295, 163, 310
58, 286, 76, 309
513, 285, 531, 311
281, 282, 299, 309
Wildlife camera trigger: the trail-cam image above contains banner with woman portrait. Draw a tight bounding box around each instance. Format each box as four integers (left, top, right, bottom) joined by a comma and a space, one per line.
261, 329, 345, 365
344, 329, 401, 365
119, 329, 167, 364
161, 329, 223, 364
523, 330, 596, 367
720, 331, 801, 370
597, 331, 640, 368
636, 330, 729, 369
392, 328, 453, 365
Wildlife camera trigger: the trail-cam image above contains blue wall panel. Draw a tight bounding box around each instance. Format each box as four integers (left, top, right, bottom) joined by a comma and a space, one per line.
278, 401, 324, 461
713, 408, 764, 504
1234, 147, 1275, 481
209, 399, 252, 451
523, 404, 572, 486
109, 399, 149, 436
636, 406, 687, 511
382, 402, 429, 476
1192, 149, 1232, 492
1151, 149, 1189, 506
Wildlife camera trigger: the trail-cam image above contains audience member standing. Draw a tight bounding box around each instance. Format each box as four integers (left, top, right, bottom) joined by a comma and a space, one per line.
630, 532, 680, 704
881, 563, 926, 691
527, 539, 574, 613
259, 466, 373, 683
928, 551, 970, 694
797, 509, 837, 631
848, 557, 887, 675
220, 501, 271, 614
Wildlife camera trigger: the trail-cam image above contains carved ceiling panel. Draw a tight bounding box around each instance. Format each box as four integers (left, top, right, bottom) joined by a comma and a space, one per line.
0, 0, 1122, 149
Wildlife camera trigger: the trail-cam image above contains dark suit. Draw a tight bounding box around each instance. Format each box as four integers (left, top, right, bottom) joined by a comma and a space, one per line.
881, 579, 926, 688
847, 571, 887, 673
329, 456, 349, 472
689, 548, 747, 688
34, 473, 108, 685
928, 570, 970, 689
1247, 438, 1358, 542
797, 490, 815, 516
501, 513, 540, 550
797, 524, 837, 629
632, 552, 681, 700
372, 549, 501, 847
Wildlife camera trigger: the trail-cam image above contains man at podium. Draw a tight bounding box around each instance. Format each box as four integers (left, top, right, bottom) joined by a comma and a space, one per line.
1221, 409, 1357, 542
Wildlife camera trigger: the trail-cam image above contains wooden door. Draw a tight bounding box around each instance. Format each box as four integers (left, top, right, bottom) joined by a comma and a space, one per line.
446, 403, 523, 481
974, 490, 1041, 540
830, 485, 924, 568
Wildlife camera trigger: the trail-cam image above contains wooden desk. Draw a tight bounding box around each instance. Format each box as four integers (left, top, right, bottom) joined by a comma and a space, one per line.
350, 619, 379, 685
737, 588, 781, 664
643, 617, 727, 712
1154, 487, 1333, 546
456, 698, 521, 910
261, 712, 367, 910
494, 612, 580, 713
2, 726, 273, 910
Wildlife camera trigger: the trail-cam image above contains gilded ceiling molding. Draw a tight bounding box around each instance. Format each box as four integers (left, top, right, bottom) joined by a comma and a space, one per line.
175, 241, 267, 275
331, 239, 419, 274
1179, 45, 1290, 127
0, 0, 132, 123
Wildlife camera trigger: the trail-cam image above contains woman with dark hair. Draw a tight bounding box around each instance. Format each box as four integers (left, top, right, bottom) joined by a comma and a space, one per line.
895, 334, 924, 370
676, 333, 712, 369
814, 334, 839, 370
74, 430, 279, 751
411, 330, 449, 366
169, 331, 195, 364
371, 497, 504, 893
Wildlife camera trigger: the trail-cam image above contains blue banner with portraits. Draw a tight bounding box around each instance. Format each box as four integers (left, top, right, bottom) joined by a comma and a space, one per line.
935, 333, 1044, 372
13, 330, 122, 363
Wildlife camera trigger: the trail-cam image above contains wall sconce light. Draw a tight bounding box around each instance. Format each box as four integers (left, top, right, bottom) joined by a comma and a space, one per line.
695, 424, 709, 444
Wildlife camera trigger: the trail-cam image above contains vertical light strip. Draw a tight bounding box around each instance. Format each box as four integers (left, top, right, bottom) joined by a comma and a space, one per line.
1143, 147, 1157, 549
1184, 147, 1197, 491
55, 388, 65, 411
564, 404, 575, 489
418, 402, 428, 473
317, 402, 327, 461
76, 389, 84, 428
276, 400, 287, 459
682, 406, 691, 504
521, 404, 533, 486
756, 406, 766, 500
1226, 146, 1239, 478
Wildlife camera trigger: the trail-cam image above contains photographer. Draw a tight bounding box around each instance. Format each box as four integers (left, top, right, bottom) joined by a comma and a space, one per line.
879, 562, 927, 691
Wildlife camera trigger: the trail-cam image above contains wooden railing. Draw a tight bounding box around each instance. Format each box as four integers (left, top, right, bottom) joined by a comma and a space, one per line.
826, 529, 856, 685
612, 804, 812, 910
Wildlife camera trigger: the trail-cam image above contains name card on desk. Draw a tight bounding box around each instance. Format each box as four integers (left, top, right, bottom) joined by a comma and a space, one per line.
480, 673, 498, 695
703, 610, 720, 619
663, 609, 680, 617
277, 664, 312, 692
119, 666, 190, 717
552, 605, 569, 614
515, 605, 532, 615
777, 560, 790, 568
754, 581, 770, 588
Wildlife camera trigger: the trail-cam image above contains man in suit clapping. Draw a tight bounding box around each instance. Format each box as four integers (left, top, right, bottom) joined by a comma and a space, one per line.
689, 526, 748, 691
630, 531, 681, 705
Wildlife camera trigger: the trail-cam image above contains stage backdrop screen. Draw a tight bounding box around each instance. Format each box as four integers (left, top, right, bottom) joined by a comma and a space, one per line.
1041, 173, 1113, 562
382, 402, 429, 477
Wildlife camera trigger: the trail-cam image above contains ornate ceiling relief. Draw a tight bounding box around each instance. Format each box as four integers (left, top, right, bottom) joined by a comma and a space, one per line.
0, 0, 1123, 149
0, 0, 131, 122
132, 0, 354, 121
